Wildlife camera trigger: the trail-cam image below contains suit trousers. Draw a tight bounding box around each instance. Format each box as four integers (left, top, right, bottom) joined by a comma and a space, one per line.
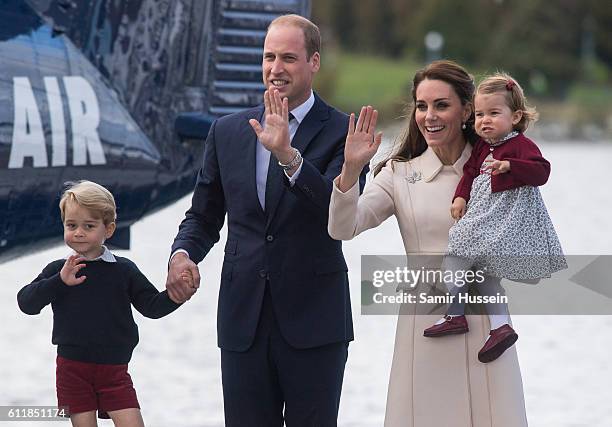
221, 284, 349, 426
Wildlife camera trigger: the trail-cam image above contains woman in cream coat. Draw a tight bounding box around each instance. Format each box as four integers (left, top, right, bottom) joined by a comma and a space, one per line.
328, 61, 528, 426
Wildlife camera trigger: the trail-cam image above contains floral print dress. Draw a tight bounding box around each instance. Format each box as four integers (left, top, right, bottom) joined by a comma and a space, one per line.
448, 146, 567, 281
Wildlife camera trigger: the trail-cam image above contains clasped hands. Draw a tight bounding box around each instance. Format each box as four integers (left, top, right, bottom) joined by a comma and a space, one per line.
166, 252, 200, 304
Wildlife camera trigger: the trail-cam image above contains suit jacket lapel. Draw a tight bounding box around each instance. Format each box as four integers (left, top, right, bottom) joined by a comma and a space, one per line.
264, 95, 329, 228
289, 94, 329, 157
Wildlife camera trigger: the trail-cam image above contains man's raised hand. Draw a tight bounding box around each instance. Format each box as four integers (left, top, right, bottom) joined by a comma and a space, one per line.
249, 90, 294, 163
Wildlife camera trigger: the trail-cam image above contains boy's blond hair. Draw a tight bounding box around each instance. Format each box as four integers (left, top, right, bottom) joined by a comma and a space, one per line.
476, 72, 539, 132
59, 181, 116, 225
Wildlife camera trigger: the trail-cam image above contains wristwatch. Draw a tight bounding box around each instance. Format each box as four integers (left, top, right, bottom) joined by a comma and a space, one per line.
278, 148, 302, 171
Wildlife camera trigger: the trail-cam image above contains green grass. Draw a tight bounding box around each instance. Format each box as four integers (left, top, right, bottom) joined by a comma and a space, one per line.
567, 83, 612, 111
314, 52, 419, 122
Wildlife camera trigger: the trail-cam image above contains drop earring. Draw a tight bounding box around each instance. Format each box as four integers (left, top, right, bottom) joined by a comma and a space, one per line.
461, 122, 466, 130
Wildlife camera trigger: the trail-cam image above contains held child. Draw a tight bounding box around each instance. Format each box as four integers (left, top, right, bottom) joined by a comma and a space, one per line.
17, 181, 195, 427
423, 73, 567, 363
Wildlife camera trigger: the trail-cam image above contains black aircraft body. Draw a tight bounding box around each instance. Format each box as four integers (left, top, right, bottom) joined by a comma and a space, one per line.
0, 0, 309, 262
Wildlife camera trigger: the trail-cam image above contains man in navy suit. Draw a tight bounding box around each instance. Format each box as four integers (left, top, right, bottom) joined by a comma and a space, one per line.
166, 14, 371, 426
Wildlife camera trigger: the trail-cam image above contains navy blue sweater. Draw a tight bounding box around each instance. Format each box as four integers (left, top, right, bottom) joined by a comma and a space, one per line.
17, 257, 181, 364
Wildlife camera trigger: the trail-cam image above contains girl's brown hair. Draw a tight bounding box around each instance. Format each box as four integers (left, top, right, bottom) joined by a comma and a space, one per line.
476, 72, 538, 132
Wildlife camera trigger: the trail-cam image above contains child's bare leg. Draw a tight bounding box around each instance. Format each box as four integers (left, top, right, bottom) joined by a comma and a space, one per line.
70, 411, 98, 427
107, 408, 145, 427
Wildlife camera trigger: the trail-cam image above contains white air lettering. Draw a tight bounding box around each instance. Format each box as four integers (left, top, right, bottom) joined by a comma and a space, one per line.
44, 77, 67, 167
63, 76, 106, 166
8, 76, 106, 168
8, 77, 47, 168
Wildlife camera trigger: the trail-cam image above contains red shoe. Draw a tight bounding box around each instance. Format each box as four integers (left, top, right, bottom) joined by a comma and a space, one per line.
423, 315, 469, 337
478, 324, 518, 363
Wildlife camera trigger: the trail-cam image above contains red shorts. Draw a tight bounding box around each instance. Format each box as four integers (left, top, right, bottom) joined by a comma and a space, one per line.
56, 356, 140, 419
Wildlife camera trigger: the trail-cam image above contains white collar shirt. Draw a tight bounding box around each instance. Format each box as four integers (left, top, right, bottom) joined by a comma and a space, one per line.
65, 245, 116, 262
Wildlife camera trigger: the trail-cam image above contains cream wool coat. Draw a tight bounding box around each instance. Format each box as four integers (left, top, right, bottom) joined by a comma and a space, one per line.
329, 145, 528, 427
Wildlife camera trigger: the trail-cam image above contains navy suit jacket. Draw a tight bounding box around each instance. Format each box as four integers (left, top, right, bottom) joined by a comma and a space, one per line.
172, 94, 367, 351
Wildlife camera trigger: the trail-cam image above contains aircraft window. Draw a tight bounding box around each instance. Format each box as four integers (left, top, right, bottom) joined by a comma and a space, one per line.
0, 1, 42, 42
2, 26, 71, 75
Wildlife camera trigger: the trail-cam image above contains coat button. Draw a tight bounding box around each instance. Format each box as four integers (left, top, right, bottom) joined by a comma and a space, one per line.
266, 235, 274, 242
259, 270, 268, 279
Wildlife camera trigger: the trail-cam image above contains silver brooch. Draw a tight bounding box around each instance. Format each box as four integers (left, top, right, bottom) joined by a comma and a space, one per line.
405, 171, 422, 183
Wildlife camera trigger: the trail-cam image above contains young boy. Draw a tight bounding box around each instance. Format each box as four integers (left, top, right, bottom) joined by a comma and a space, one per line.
17, 181, 192, 426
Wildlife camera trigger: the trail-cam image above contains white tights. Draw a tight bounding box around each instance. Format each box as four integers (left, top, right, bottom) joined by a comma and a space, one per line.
442, 255, 510, 330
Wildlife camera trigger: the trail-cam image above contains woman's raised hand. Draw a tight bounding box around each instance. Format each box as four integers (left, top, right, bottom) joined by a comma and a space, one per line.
337, 106, 383, 192
344, 106, 383, 169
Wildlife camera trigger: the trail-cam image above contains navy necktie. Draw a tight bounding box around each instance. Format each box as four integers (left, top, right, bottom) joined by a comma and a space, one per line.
264, 113, 296, 211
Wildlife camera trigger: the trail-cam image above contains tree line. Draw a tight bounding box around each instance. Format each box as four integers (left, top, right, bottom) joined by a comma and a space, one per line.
312, 0, 612, 97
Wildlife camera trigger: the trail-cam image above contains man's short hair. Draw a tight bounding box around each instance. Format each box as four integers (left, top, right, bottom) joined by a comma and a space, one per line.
267, 14, 320, 59
59, 180, 117, 225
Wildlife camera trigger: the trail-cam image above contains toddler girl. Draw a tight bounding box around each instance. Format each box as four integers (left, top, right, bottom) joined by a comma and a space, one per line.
423, 73, 567, 363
